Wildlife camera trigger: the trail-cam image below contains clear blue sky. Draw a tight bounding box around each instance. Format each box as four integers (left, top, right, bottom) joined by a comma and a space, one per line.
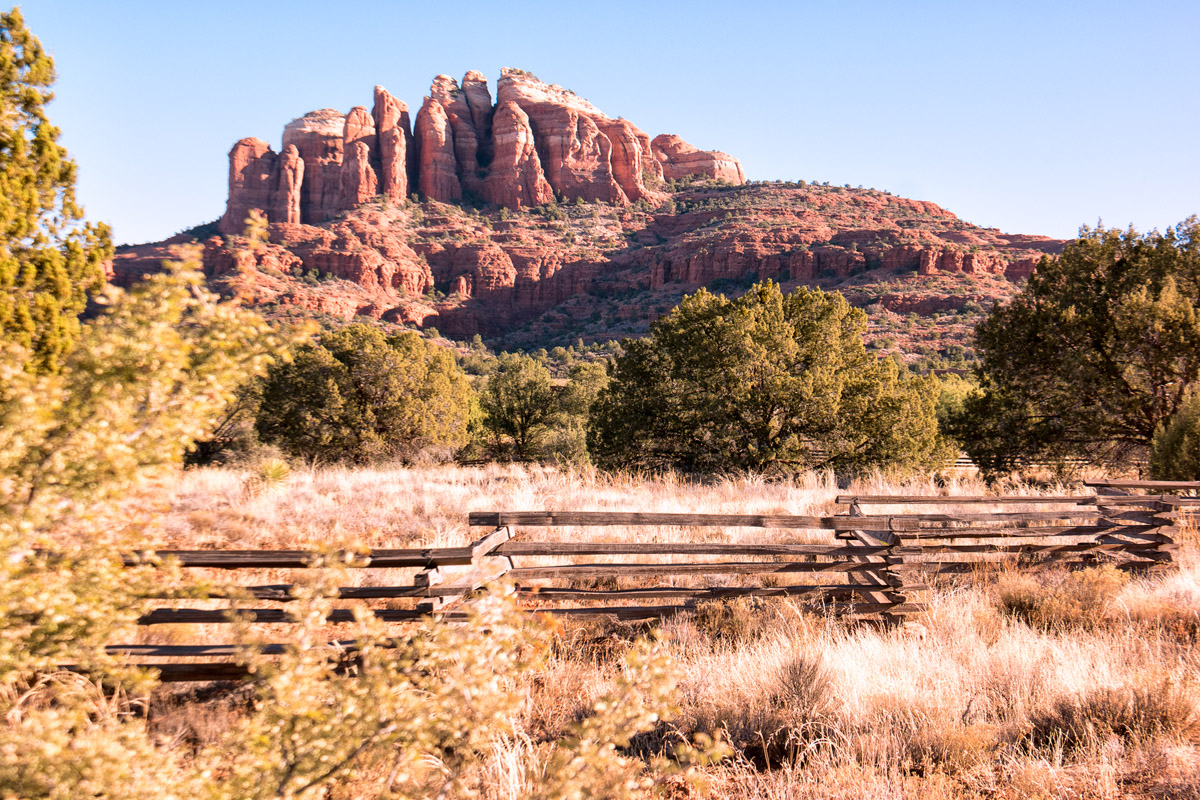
22, 0, 1200, 245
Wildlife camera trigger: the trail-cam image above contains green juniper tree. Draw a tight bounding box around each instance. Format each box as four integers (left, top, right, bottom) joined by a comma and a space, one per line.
479, 351, 559, 461
952, 218, 1200, 473
588, 281, 949, 475
0, 9, 112, 373
255, 325, 474, 463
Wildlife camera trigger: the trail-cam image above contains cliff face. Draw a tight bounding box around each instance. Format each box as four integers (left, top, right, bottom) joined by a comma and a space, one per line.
220, 68, 739, 233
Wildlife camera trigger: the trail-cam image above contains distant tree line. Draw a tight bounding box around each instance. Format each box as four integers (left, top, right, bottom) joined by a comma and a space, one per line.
206, 280, 954, 477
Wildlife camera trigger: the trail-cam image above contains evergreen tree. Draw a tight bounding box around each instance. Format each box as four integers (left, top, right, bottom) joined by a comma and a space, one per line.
1148, 392, 1200, 480
0, 9, 112, 372
588, 282, 949, 474
953, 218, 1200, 473
479, 352, 558, 460
256, 325, 473, 463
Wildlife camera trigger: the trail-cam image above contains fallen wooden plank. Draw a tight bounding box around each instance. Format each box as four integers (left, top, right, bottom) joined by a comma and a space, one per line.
1085, 480, 1200, 491
468, 511, 887, 530
516, 583, 928, 601
896, 524, 1158, 540
107, 643, 284, 657
468, 510, 1124, 529
137, 608, 426, 625
124, 663, 253, 682
106, 637, 417, 658
523, 601, 927, 620
890, 510, 1140, 524
1094, 531, 1175, 544
835, 495, 1173, 507
209, 585, 430, 601
896, 542, 1165, 555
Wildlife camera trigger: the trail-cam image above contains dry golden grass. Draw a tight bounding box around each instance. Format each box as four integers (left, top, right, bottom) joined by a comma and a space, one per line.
128, 464, 1200, 799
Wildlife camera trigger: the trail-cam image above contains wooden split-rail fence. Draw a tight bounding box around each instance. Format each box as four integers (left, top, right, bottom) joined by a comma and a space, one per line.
94, 480, 1193, 682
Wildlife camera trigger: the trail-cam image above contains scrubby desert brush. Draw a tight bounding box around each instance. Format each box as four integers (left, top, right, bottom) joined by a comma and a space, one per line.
239, 457, 292, 499
26, 462, 1200, 798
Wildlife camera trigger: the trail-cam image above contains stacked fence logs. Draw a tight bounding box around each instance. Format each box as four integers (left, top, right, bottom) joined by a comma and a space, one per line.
71, 483, 1191, 682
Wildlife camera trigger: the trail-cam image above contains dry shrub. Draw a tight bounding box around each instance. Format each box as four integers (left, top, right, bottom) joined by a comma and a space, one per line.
905, 721, 1006, 776
679, 653, 841, 770
691, 598, 777, 644
550, 616, 649, 666
997, 565, 1129, 630
1125, 597, 1200, 641
852, 692, 1011, 778
1118, 570, 1200, 641
1029, 674, 1199, 754
1118, 742, 1200, 800
148, 683, 257, 754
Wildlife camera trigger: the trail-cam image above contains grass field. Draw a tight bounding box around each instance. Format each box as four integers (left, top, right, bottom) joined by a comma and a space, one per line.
135, 464, 1200, 798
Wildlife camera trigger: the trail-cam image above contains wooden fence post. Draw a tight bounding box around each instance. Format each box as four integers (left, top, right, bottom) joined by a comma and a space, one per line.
1148, 498, 1180, 566
416, 526, 514, 614
842, 502, 908, 619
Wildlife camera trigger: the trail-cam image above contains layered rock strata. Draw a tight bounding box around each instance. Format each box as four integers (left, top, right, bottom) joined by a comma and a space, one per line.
651, 134, 745, 184
220, 69, 742, 232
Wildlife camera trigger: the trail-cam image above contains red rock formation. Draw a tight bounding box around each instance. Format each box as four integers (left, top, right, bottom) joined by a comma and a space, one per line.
651, 134, 745, 184
127, 175, 1068, 346
220, 69, 748, 224
441, 242, 517, 299
415, 97, 461, 202
430, 75, 486, 198
340, 141, 378, 209
495, 70, 626, 204
1005, 257, 1040, 281
343, 106, 376, 152
220, 138, 276, 235
484, 101, 553, 208
282, 109, 345, 223
450, 273, 472, 298
372, 86, 410, 202
918, 248, 1009, 276
271, 145, 305, 225
462, 70, 494, 167
599, 118, 666, 203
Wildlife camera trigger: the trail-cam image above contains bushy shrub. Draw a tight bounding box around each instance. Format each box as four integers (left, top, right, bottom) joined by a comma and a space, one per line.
1150, 392, 1200, 479
478, 355, 608, 464
955, 218, 1200, 473
1029, 675, 1198, 753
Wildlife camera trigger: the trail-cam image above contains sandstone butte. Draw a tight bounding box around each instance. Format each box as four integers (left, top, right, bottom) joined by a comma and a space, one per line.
113, 68, 1065, 354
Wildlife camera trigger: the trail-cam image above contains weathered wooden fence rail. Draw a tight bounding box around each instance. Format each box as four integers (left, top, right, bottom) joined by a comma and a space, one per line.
91, 484, 1192, 682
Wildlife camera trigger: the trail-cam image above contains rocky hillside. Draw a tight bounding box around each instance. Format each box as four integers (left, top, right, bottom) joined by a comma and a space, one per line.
113, 68, 1064, 361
